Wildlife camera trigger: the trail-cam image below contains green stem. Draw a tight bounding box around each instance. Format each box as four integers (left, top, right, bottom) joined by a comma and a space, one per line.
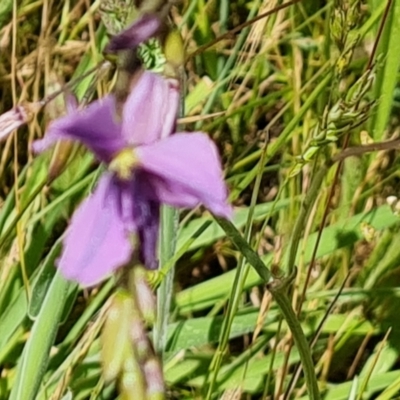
154, 206, 178, 356
286, 163, 329, 275
214, 218, 271, 282
268, 284, 320, 400
154, 55, 186, 358
205, 139, 269, 398
215, 217, 320, 399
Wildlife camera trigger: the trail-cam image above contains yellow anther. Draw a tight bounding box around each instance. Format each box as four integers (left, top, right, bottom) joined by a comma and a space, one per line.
109, 148, 139, 180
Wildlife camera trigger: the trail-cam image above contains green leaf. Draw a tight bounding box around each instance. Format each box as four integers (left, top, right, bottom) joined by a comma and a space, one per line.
370, 0, 400, 140
9, 272, 72, 400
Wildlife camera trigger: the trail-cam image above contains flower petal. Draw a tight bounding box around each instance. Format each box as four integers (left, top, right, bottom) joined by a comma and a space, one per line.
58, 174, 133, 286
0, 106, 29, 143
122, 71, 179, 146
33, 96, 125, 162
137, 199, 160, 270
137, 133, 232, 218
106, 14, 162, 52
131, 173, 160, 269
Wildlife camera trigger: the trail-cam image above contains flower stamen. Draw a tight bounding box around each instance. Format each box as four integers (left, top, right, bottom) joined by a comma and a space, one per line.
109, 148, 139, 180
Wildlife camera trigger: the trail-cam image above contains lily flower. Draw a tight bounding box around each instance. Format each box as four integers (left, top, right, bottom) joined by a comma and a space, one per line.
34, 71, 231, 286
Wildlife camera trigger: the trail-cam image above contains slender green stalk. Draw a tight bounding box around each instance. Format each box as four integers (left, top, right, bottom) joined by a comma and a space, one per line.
268, 285, 320, 400
154, 58, 186, 357
205, 137, 268, 398
370, 0, 400, 140
214, 218, 271, 283
285, 163, 329, 275
214, 217, 320, 399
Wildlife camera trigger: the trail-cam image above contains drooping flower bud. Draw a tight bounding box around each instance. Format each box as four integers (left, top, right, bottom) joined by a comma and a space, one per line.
0, 102, 39, 142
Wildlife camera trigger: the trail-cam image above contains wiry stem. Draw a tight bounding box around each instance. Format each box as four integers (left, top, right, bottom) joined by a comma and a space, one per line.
215, 217, 320, 399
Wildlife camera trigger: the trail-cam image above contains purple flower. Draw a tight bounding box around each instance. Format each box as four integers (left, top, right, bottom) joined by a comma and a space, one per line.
34, 71, 231, 286
0, 103, 40, 142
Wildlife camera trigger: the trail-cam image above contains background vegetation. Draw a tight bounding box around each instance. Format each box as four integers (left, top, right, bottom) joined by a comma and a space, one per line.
1, 0, 400, 399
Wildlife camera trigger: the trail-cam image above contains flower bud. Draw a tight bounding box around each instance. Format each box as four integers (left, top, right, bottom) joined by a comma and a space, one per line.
101, 291, 134, 382
132, 266, 156, 325
164, 30, 185, 71
119, 352, 147, 400
143, 357, 165, 400
0, 102, 38, 142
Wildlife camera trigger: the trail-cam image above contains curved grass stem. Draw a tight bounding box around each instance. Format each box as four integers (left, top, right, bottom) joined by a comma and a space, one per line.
215, 217, 320, 399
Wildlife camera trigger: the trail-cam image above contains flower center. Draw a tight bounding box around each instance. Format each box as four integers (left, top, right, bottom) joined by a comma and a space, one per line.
109, 148, 139, 180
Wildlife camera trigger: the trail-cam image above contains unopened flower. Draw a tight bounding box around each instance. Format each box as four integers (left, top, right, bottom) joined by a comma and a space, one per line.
0, 102, 40, 142
34, 71, 231, 286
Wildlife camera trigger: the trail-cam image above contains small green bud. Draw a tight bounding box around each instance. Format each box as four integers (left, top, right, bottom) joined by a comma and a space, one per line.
347, 0, 362, 29
312, 123, 325, 142
164, 30, 185, 69
328, 102, 344, 123
302, 145, 320, 162
326, 127, 338, 142
345, 69, 375, 106
330, 9, 347, 49
288, 161, 304, 178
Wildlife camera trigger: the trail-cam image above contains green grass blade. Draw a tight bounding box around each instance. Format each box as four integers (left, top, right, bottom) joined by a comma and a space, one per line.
9, 272, 73, 400
370, 0, 400, 140
154, 206, 179, 356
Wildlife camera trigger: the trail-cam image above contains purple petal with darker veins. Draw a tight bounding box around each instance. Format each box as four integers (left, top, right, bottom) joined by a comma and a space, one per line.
122, 71, 179, 146
131, 172, 160, 269
137, 199, 160, 270
33, 96, 125, 162
137, 133, 232, 218
58, 173, 133, 287
107, 14, 162, 52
